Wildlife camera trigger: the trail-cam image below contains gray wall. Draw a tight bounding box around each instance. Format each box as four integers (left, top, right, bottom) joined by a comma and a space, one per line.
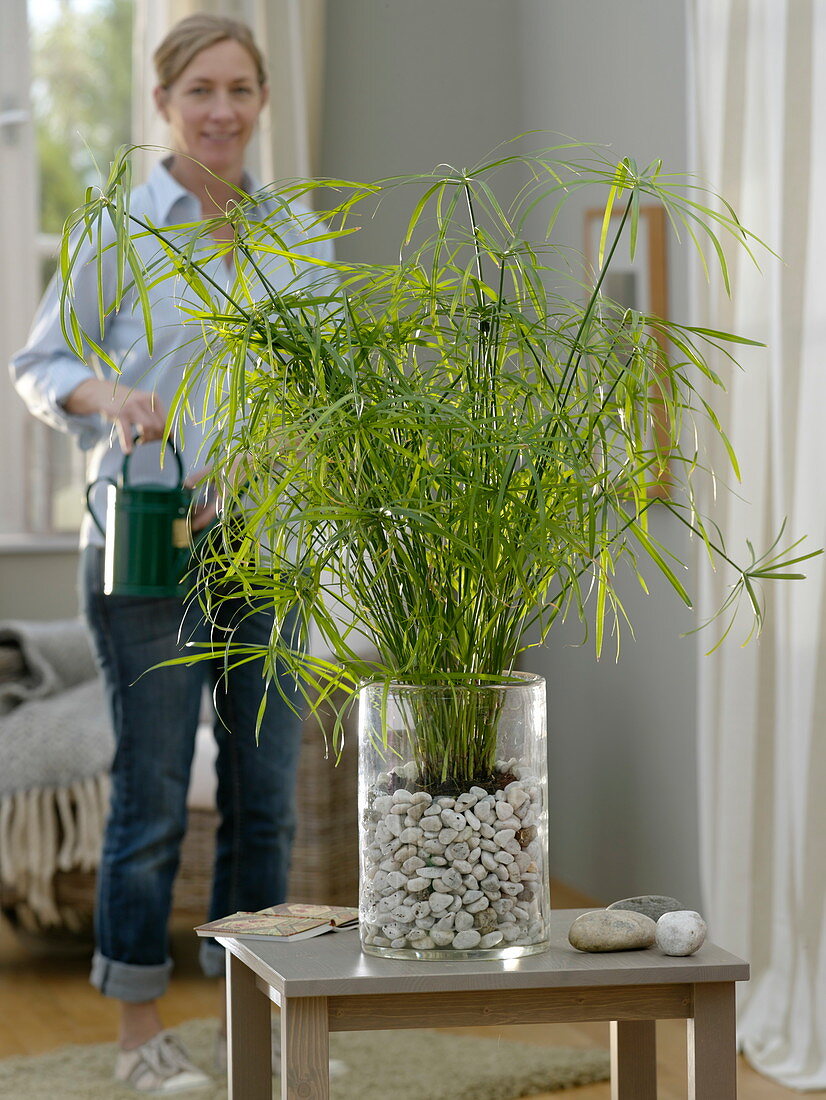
0, 546, 79, 621
516, 1, 700, 907
321, 0, 701, 908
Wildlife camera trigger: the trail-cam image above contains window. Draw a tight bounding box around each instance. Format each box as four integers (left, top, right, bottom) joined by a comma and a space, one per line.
0, 0, 133, 538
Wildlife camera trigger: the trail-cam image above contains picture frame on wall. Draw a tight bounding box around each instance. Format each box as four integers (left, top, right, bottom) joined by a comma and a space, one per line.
584, 203, 671, 497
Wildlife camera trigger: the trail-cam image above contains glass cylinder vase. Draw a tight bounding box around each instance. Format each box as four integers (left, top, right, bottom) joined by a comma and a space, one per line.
358, 672, 550, 960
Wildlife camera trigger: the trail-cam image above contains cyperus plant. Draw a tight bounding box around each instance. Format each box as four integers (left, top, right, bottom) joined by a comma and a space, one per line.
62, 140, 818, 791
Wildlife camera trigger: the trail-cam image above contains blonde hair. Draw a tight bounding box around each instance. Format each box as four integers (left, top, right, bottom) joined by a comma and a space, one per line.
153, 13, 267, 90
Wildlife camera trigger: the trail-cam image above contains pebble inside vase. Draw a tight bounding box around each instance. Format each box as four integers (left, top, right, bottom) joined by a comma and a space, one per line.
358, 675, 550, 960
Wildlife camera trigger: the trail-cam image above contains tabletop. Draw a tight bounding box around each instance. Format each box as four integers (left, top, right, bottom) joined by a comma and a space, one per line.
216, 908, 749, 999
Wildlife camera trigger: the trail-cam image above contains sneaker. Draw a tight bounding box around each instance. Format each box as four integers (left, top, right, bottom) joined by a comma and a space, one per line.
115, 1030, 211, 1094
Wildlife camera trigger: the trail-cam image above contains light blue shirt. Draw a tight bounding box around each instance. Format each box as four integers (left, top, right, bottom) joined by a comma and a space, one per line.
10, 159, 335, 548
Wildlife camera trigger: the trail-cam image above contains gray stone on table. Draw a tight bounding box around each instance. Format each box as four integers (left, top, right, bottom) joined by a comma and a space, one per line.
607, 895, 687, 922
568, 910, 657, 952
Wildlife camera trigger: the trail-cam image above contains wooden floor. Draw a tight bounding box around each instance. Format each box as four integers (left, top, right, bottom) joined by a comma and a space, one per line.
0, 883, 821, 1099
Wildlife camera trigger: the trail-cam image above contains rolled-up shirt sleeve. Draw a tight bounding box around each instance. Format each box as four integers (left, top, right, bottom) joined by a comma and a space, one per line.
9, 240, 112, 451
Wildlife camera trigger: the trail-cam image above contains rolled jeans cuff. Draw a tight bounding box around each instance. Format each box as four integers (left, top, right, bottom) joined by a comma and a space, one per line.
90, 949, 174, 1003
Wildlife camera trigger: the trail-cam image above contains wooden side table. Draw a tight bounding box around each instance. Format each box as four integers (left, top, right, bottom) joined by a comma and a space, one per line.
219, 907, 749, 1100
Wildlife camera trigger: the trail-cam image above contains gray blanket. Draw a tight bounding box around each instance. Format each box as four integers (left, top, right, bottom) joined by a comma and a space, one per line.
0, 617, 99, 715
0, 618, 113, 925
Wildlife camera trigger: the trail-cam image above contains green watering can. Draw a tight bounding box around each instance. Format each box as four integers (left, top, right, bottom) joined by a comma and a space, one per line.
86, 443, 195, 597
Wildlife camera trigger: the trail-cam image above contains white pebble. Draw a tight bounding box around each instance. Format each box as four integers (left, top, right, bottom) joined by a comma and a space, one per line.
453, 929, 482, 950
479, 931, 504, 948
431, 929, 455, 946
656, 911, 707, 956
428, 892, 453, 913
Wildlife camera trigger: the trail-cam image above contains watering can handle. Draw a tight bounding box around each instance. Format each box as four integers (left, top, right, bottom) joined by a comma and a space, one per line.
122, 437, 185, 488
85, 477, 117, 537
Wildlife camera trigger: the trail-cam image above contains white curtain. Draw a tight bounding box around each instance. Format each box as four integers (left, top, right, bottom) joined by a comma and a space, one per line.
689, 0, 826, 1089
132, 0, 326, 185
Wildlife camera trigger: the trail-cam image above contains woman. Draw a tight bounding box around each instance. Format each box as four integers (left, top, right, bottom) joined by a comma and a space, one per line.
11, 14, 333, 1093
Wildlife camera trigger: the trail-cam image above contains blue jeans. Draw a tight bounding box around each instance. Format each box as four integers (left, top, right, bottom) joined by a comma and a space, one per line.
80, 546, 305, 1002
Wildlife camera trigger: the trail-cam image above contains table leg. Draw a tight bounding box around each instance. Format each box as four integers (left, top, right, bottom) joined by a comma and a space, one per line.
226, 951, 272, 1100
610, 1019, 657, 1099
689, 982, 737, 1099
281, 996, 330, 1100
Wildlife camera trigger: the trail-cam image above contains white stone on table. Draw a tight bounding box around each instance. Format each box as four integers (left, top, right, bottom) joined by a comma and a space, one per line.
655, 911, 707, 956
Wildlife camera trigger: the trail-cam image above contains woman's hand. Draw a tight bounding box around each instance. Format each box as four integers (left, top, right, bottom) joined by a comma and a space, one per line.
62, 379, 167, 453
185, 467, 218, 532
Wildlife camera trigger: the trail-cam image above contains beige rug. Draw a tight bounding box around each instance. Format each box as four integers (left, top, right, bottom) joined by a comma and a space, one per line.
0, 1017, 610, 1099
